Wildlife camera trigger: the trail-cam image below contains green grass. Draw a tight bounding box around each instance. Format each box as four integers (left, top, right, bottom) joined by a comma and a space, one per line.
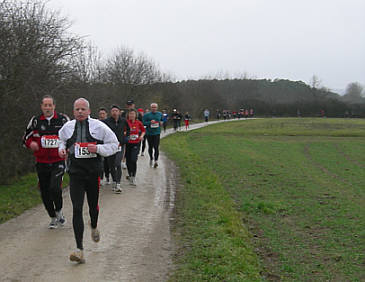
0, 173, 69, 224
162, 118, 365, 281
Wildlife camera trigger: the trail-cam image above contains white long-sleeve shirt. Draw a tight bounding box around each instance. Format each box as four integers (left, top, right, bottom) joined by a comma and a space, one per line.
58, 117, 119, 157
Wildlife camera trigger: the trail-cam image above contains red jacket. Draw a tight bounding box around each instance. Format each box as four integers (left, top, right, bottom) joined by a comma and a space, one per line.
23, 112, 69, 163
126, 119, 145, 144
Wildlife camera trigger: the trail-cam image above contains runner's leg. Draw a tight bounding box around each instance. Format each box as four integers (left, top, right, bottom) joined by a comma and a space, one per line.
69, 175, 86, 250
153, 135, 160, 161
85, 174, 99, 229
107, 154, 117, 182
36, 163, 56, 218
147, 135, 154, 160
50, 161, 65, 212
115, 150, 123, 183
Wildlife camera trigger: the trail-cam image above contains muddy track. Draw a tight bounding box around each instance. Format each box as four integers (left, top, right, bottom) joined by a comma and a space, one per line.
0, 119, 243, 282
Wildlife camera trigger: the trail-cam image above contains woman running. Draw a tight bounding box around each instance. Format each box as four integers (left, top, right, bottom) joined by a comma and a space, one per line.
126, 109, 146, 185
184, 112, 191, 130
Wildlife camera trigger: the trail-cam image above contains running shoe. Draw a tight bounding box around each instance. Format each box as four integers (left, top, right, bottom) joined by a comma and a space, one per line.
106, 178, 112, 185
112, 182, 117, 191
122, 162, 127, 169
56, 210, 66, 226
154, 161, 158, 168
48, 217, 58, 229
149, 160, 153, 167
131, 177, 136, 186
70, 249, 85, 264
91, 227, 100, 243
114, 183, 122, 194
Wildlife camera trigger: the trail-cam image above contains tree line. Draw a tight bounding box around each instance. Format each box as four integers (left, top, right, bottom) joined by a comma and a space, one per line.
1, 0, 364, 183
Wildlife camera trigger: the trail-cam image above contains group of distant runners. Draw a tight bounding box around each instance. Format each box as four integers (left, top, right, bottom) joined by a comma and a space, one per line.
23, 96, 251, 264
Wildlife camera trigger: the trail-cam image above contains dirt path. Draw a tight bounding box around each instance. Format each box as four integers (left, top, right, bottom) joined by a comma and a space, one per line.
0, 119, 244, 282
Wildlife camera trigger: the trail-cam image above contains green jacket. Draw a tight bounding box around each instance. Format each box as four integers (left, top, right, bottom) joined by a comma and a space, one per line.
143, 111, 162, 135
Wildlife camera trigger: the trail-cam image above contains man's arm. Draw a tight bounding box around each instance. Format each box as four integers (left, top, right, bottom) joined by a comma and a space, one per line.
96, 123, 119, 157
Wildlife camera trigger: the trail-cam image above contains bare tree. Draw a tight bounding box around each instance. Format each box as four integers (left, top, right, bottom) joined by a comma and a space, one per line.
0, 0, 85, 182
103, 46, 165, 86
310, 74, 322, 89
343, 82, 364, 103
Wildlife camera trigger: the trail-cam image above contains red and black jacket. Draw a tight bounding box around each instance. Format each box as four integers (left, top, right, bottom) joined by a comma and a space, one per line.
23, 111, 69, 163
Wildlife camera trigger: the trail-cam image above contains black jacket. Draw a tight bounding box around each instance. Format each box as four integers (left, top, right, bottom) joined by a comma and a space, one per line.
104, 116, 130, 145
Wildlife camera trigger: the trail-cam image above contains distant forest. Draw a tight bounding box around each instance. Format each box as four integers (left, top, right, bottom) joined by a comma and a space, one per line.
1, 0, 364, 182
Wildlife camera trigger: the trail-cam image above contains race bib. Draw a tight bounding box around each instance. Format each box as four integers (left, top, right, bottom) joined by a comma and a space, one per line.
150, 121, 160, 128
41, 135, 59, 148
130, 134, 139, 141
75, 142, 97, 158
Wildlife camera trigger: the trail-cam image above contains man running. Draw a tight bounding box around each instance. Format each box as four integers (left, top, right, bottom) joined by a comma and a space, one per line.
58, 98, 118, 264
143, 103, 162, 168
23, 95, 69, 229
162, 110, 168, 133
98, 107, 110, 186
171, 109, 179, 131
104, 105, 130, 193
204, 108, 210, 122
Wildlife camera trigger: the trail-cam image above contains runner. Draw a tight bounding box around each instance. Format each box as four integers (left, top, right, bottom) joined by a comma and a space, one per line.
104, 105, 130, 193
121, 100, 135, 169
204, 108, 210, 122
137, 108, 147, 156
126, 109, 145, 185
143, 103, 163, 168
162, 110, 168, 133
177, 110, 182, 130
98, 107, 110, 186
58, 98, 118, 264
171, 109, 179, 131
184, 112, 191, 130
23, 95, 69, 229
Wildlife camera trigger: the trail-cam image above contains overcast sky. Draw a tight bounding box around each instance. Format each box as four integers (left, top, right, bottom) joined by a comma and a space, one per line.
48, 0, 364, 92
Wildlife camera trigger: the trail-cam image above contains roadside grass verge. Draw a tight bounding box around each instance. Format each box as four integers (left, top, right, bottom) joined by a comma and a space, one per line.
162, 118, 365, 281
0, 173, 69, 224
163, 136, 262, 281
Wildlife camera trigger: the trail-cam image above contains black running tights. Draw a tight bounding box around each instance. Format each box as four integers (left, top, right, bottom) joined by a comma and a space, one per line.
69, 174, 99, 250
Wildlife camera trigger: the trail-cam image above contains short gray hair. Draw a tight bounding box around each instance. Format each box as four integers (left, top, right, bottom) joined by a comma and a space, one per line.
150, 103, 158, 108
74, 98, 90, 109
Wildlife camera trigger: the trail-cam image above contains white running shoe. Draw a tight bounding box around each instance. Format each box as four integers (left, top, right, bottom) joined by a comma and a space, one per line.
112, 182, 117, 191
149, 160, 153, 167
48, 217, 58, 229
122, 162, 127, 169
106, 178, 112, 185
114, 183, 122, 194
131, 176, 136, 186
70, 249, 85, 264
55, 210, 66, 226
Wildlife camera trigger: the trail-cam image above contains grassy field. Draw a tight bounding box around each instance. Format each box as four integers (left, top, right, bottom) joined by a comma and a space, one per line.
0, 173, 69, 224
162, 118, 365, 281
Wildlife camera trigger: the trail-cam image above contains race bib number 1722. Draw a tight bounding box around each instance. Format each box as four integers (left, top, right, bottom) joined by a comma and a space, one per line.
41, 135, 59, 148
